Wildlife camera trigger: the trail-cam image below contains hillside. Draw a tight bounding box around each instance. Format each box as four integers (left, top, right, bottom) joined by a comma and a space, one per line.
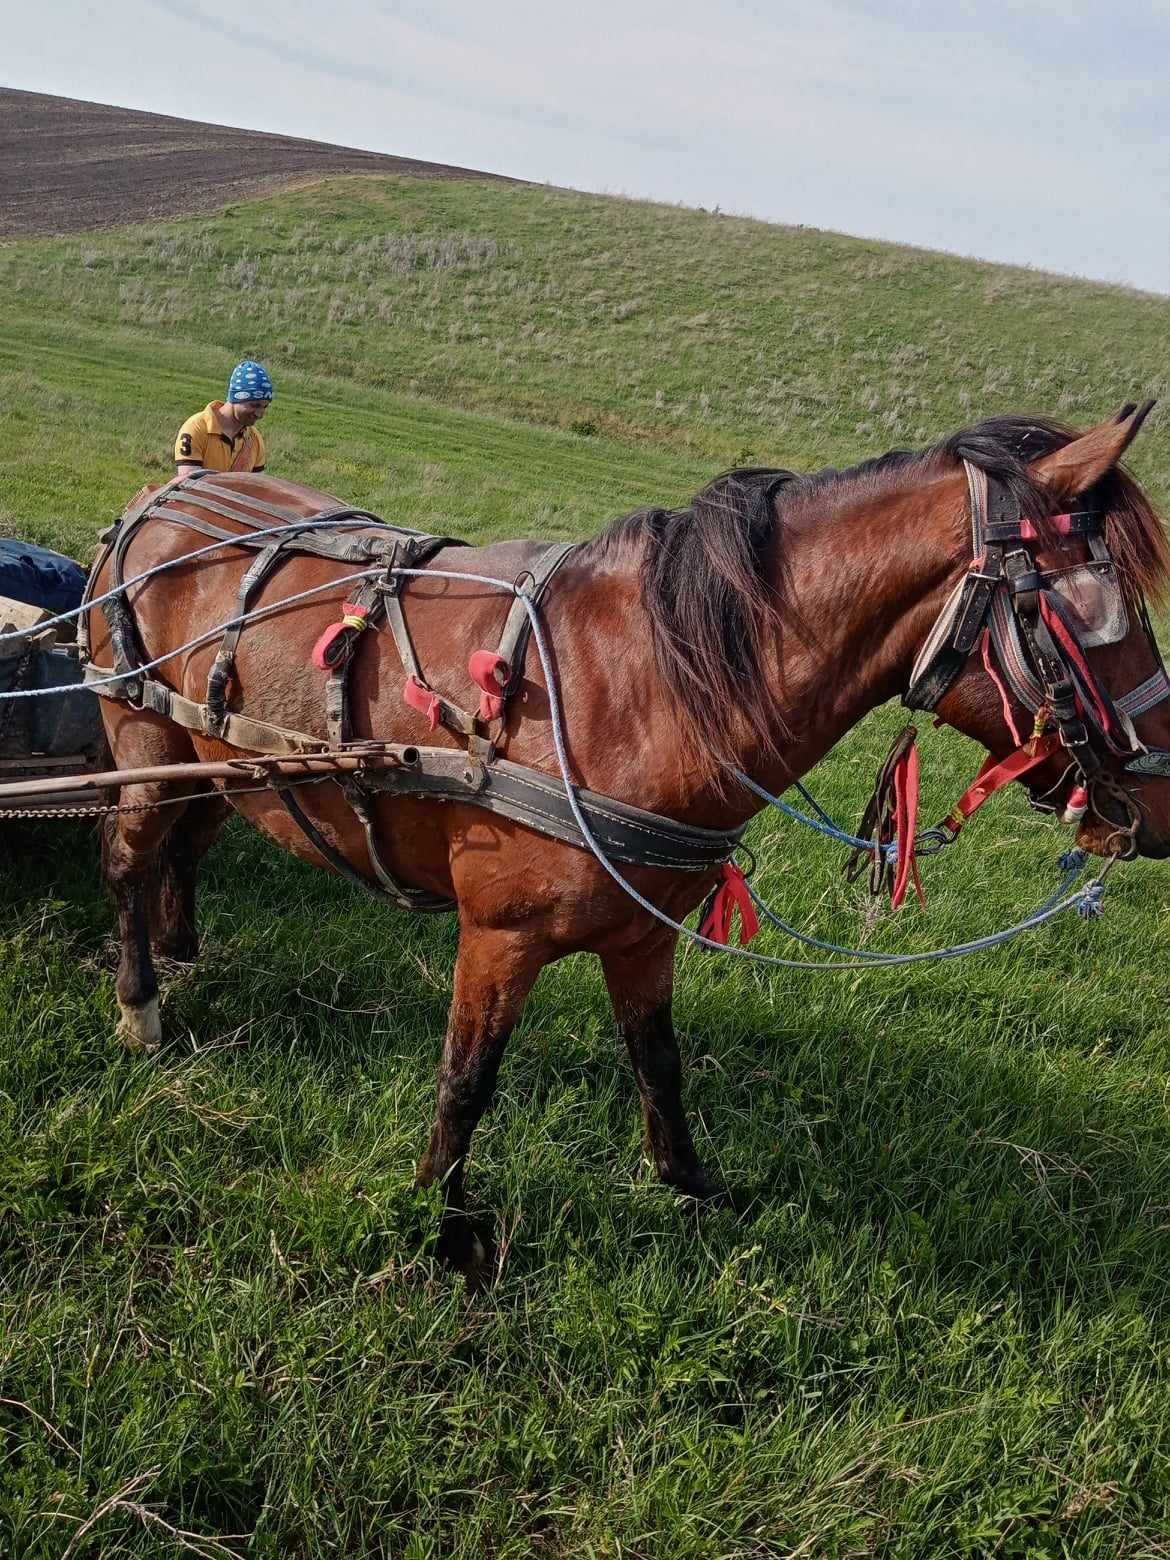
0, 86, 510, 238
4, 169, 1170, 1557
3, 173, 1169, 550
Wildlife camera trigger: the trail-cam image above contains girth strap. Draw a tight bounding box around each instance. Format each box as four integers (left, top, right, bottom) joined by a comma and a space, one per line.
275, 783, 454, 912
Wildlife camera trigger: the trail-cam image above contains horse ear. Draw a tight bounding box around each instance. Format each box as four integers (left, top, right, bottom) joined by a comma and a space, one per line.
1030, 400, 1156, 500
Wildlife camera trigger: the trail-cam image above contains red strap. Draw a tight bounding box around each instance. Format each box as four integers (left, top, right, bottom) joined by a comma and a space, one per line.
890, 741, 924, 909
981, 629, 1024, 747
311, 601, 370, 670
1037, 594, 1119, 739
942, 733, 1062, 832
403, 675, 441, 730
468, 651, 511, 723
1020, 512, 1072, 540
698, 863, 760, 946
468, 650, 510, 693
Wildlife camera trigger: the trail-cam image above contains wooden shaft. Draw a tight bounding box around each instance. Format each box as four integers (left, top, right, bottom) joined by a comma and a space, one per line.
0, 747, 413, 804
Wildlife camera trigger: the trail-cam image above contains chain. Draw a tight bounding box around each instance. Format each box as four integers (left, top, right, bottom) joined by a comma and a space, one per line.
0, 797, 153, 822
0, 774, 326, 824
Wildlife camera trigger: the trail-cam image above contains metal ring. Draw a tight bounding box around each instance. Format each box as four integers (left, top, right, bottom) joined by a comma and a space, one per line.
913, 825, 958, 857
733, 843, 758, 878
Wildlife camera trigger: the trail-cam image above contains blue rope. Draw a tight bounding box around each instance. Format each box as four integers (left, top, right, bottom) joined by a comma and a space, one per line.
745, 851, 1091, 963
728, 766, 1103, 959
734, 767, 954, 858
735, 769, 891, 853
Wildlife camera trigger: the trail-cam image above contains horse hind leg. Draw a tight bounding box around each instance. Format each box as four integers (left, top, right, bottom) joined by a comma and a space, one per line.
153, 792, 229, 962
102, 784, 191, 1051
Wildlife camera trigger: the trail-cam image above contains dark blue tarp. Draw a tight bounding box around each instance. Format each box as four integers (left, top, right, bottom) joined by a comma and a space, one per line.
0, 540, 87, 614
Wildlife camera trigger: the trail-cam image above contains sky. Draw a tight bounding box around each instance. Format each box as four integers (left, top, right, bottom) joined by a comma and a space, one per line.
6, 0, 1170, 294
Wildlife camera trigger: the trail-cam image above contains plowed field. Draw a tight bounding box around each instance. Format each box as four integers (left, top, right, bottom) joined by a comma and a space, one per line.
0, 86, 509, 238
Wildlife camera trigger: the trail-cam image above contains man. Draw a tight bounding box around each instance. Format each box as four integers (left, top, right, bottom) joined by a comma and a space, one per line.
174, 359, 273, 476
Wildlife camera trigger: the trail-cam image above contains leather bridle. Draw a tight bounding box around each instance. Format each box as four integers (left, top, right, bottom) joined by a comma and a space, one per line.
904, 459, 1170, 854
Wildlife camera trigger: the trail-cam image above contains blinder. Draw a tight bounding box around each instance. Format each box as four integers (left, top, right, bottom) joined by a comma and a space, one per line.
1040, 561, 1128, 649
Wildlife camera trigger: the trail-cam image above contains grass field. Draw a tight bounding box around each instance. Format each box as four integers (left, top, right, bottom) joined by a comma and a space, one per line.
3, 178, 1170, 1557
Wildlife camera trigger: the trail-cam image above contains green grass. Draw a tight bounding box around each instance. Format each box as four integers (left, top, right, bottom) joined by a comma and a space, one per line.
3, 177, 1170, 1557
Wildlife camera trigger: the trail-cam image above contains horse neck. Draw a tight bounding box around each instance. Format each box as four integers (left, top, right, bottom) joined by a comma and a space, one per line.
748, 473, 968, 794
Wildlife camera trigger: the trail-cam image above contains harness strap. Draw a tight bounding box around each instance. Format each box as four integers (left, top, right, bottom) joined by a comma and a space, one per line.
323, 576, 384, 746
206, 537, 296, 738
145, 494, 420, 566
495, 543, 577, 696
382, 572, 480, 739
940, 734, 1063, 833
274, 783, 453, 911
339, 776, 456, 910
100, 669, 331, 755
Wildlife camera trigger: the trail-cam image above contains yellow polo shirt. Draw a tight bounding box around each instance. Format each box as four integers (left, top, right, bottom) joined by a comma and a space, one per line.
174, 402, 267, 473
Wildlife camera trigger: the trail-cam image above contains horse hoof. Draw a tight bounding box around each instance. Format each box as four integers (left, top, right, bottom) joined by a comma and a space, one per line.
665, 1168, 728, 1205
436, 1218, 494, 1285
117, 997, 162, 1053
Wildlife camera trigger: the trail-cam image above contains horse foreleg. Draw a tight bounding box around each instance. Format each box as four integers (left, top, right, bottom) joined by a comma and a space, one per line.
102, 788, 181, 1051
153, 792, 229, 962
602, 933, 720, 1199
416, 924, 545, 1274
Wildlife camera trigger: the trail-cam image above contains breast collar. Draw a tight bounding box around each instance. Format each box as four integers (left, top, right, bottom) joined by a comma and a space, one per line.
905, 459, 1170, 784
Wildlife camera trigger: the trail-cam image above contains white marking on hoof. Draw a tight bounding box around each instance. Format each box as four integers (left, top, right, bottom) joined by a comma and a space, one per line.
469, 1233, 487, 1271
118, 996, 161, 1053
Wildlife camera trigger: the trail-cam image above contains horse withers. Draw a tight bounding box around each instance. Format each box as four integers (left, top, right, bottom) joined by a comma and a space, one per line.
86, 407, 1170, 1273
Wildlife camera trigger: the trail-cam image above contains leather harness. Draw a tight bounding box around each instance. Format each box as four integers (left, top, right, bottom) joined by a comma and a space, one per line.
81, 474, 744, 909
83, 461, 1170, 912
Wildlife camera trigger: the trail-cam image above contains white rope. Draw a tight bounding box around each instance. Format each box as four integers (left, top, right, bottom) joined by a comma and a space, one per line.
2, 548, 1109, 970
0, 570, 384, 697
0, 516, 379, 649
392, 567, 1107, 971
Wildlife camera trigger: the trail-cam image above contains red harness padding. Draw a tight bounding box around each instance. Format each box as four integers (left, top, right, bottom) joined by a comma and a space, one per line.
403, 675, 441, 730
1019, 512, 1074, 541
890, 740, 924, 909
311, 602, 371, 670
699, 862, 760, 946
468, 650, 511, 722
940, 731, 1063, 835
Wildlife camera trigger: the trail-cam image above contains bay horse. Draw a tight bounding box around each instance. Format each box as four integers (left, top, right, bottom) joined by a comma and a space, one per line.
87, 407, 1170, 1272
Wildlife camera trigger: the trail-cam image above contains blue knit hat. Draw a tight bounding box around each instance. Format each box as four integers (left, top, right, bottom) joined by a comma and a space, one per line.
227, 360, 274, 403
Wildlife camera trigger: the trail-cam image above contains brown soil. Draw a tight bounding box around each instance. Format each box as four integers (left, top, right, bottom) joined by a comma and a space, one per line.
0, 86, 513, 239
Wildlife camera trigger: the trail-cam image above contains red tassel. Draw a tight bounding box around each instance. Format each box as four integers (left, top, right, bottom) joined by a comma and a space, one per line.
403, 675, 441, 730
698, 863, 760, 946
890, 740, 925, 909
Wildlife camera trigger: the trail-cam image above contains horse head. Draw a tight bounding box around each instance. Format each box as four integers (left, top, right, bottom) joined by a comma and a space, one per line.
925, 405, 1170, 859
